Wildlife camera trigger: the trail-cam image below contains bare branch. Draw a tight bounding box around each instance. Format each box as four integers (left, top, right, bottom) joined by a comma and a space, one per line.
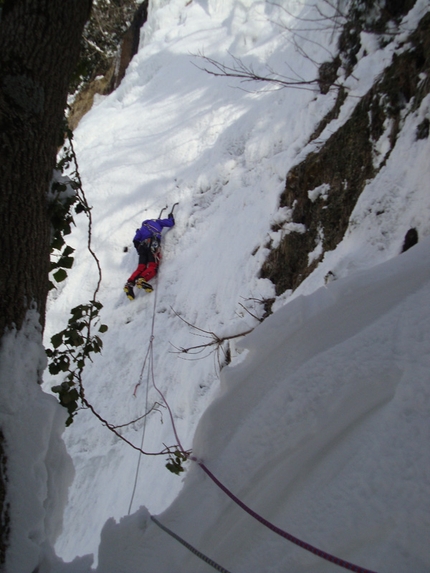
193, 52, 324, 91
78, 389, 180, 457
170, 306, 220, 340
238, 302, 262, 323
111, 402, 165, 429
266, 0, 346, 39
170, 306, 254, 359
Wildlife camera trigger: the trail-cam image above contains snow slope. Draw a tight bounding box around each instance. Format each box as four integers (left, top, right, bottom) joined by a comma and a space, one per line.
97, 231, 430, 573
37, 0, 430, 571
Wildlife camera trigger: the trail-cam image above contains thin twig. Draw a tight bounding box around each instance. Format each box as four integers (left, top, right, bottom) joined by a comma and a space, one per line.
111, 402, 165, 429
193, 53, 322, 89
170, 306, 254, 357
238, 302, 262, 323
79, 393, 180, 457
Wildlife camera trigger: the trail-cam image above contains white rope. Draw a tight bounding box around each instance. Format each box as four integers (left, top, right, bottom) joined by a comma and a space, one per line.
127, 278, 159, 515
128, 362, 151, 514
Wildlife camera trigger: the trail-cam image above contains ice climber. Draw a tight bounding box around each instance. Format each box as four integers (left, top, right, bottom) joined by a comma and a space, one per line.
124, 212, 175, 300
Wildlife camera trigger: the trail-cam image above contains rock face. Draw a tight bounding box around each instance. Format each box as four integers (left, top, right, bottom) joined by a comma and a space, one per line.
113, 1, 148, 91
68, 1, 148, 131
261, 10, 430, 296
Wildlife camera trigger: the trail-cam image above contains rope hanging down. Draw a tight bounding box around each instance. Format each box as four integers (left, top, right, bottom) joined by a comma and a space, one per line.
128, 338, 153, 514
150, 516, 232, 573
127, 202, 377, 573
143, 351, 379, 572
132, 322, 378, 572
128, 279, 160, 514
193, 459, 379, 573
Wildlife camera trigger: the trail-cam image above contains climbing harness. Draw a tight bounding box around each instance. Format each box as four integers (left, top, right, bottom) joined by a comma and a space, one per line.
139, 203, 177, 262
150, 515, 232, 573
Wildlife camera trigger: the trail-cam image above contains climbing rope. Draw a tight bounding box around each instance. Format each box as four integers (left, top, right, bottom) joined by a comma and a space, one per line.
138, 355, 378, 572
132, 344, 378, 572
128, 284, 232, 571
128, 279, 160, 514
150, 357, 185, 453
150, 515, 232, 573
126, 226, 378, 573
193, 459, 378, 573
128, 355, 151, 515
147, 386, 378, 573
132, 286, 158, 397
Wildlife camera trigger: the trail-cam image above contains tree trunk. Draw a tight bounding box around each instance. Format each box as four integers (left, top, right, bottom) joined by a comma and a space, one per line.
0, 0, 92, 337
0, 0, 92, 565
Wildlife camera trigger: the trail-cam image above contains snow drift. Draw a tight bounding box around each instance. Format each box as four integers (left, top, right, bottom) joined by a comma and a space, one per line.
95, 235, 430, 573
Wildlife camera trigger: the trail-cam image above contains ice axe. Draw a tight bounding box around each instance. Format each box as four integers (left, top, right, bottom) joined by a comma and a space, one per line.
168, 202, 179, 217
157, 205, 168, 218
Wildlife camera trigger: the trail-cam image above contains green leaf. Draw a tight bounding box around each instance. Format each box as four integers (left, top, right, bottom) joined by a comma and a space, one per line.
51, 182, 68, 193
92, 336, 102, 353
51, 234, 65, 251
62, 224, 73, 237
57, 355, 71, 371
62, 245, 75, 257
69, 320, 86, 332
49, 363, 61, 375
48, 354, 70, 375
53, 268, 68, 283
61, 387, 79, 405
65, 329, 84, 347
166, 461, 184, 475
98, 324, 108, 333
83, 342, 93, 356
51, 332, 64, 349
58, 256, 74, 269
70, 305, 85, 319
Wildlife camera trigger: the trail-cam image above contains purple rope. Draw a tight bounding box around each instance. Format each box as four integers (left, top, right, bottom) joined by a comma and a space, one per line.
143, 279, 377, 573
194, 459, 378, 573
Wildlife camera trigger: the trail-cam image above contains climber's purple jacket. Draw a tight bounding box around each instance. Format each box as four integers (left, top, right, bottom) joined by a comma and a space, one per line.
133, 217, 175, 249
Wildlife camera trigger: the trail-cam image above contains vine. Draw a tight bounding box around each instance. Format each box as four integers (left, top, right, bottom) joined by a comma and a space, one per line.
46, 132, 191, 473
46, 130, 193, 472
47, 127, 108, 425
165, 449, 189, 475
48, 133, 80, 290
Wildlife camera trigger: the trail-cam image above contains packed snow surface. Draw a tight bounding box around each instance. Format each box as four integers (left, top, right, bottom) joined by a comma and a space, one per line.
35, 0, 430, 570
96, 234, 430, 573
0, 311, 74, 573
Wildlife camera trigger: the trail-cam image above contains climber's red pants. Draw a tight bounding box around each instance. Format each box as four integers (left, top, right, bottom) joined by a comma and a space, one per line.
128, 261, 158, 284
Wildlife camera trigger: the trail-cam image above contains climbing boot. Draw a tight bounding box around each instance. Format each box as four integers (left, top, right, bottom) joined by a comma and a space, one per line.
136, 278, 153, 293
124, 282, 135, 300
